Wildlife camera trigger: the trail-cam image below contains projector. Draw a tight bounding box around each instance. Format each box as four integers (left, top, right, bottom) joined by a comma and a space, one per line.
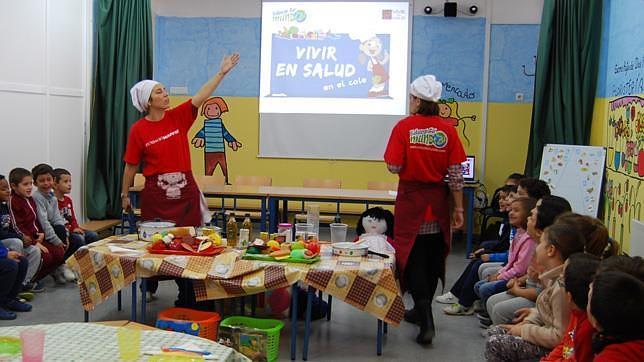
444, 1, 457, 17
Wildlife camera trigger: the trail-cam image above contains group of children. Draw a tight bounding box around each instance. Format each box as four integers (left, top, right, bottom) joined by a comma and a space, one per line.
0, 164, 97, 320
429, 175, 643, 361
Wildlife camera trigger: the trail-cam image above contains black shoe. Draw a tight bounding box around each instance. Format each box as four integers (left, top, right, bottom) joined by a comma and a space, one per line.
404, 308, 419, 324
414, 299, 435, 345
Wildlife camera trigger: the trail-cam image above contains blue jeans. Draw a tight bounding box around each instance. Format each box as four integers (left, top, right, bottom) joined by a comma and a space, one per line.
474, 279, 508, 308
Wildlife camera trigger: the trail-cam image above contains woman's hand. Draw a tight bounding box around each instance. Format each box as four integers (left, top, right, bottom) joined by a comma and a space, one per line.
121, 195, 131, 212
219, 53, 240, 75
451, 208, 464, 229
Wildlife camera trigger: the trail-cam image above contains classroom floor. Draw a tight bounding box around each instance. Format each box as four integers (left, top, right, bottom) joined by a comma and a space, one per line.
0, 229, 485, 361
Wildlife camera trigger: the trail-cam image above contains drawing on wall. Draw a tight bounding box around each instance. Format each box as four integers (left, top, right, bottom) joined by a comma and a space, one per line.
438, 98, 477, 146
191, 97, 242, 184
604, 175, 643, 248
522, 56, 536, 77
606, 96, 644, 177
605, 96, 644, 247
539, 144, 605, 217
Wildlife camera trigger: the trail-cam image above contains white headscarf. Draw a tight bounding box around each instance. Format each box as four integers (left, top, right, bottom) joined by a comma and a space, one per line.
130, 80, 160, 113
410, 75, 442, 102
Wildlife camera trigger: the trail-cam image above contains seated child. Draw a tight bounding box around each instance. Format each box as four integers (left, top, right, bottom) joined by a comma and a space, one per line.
487, 255, 543, 326
485, 222, 586, 361
588, 270, 644, 361
434, 186, 515, 310
9, 168, 65, 285
541, 252, 600, 362
53, 168, 98, 250
0, 233, 32, 320
445, 197, 537, 317
31, 164, 75, 283
517, 177, 551, 200
0, 175, 43, 292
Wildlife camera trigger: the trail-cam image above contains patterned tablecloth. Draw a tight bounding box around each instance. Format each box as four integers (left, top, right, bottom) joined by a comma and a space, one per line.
66, 236, 405, 326
0, 322, 248, 361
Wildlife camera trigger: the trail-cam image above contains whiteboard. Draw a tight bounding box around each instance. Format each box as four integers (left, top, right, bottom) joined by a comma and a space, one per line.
539, 144, 606, 217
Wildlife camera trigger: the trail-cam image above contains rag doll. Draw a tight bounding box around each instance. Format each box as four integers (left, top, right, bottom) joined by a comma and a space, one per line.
355, 207, 395, 254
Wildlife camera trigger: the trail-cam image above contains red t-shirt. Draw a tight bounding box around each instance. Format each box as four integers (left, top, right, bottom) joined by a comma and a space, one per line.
541, 309, 594, 362
57, 195, 80, 233
124, 100, 197, 176
384, 114, 466, 182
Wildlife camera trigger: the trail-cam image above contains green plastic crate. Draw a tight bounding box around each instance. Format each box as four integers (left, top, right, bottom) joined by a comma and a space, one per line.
219, 316, 284, 362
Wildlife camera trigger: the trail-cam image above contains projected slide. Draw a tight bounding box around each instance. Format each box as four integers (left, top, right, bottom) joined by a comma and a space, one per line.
260, 1, 410, 115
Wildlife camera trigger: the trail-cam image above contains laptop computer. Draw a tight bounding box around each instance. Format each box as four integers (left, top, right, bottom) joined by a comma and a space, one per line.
444, 155, 476, 182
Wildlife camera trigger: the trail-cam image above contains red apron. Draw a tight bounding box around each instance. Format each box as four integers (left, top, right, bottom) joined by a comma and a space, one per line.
141, 171, 204, 227
393, 180, 451, 291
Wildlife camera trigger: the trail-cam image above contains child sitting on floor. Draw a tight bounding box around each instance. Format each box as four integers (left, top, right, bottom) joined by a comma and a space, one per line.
485, 221, 586, 361
445, 197, 537, 317
53, 168, 99, 250
0, 241, 32, 320
9, 168, 65, 286
31, 164, 75, 283
0, 174, 43, 293
541, 252, 600, 362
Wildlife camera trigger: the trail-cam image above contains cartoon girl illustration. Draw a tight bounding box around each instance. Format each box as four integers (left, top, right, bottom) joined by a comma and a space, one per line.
359, 36, 390, 97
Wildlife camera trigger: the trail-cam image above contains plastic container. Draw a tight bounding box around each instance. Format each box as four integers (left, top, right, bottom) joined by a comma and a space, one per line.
330, 223, 348, 243
219, 316, 284, 362
277, 223, 292, 243
306, 204, 320, 235
156, 307, 221, 341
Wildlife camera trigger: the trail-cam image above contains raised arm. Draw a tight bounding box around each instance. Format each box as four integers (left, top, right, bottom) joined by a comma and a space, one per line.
192, 53, 240, 109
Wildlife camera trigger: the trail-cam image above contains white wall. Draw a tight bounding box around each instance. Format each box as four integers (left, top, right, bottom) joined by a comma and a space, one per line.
0, 0, 92, 221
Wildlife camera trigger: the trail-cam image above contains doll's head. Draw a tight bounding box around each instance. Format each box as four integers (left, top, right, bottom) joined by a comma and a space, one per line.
356, 207, 394, 238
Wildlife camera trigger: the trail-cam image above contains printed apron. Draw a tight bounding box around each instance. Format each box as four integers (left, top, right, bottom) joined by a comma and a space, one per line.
141, 171, 210, 227
393, 180, 451, 292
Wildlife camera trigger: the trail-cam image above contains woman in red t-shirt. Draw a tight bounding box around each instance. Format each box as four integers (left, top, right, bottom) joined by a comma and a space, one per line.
384, 75, 466, 345
121, 53, 239, 303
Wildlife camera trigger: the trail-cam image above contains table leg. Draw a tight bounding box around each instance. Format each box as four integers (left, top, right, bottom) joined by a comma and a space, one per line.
141, 278, 147, 323
260, 198, 267, 232
240, 296, 245, 315
282, 199, 288, 224
466, 188, 474, 255
84, 310, 89, 322
290, 284, 298, 361
269, 197, 277, 233
131, 281, 137, 322
303, 286, 314, 361
377, 320, 383, 356
326, 295, 332, 321
251, 294, 257, 317
384, 322, 388, 335
117, 290, 122, 311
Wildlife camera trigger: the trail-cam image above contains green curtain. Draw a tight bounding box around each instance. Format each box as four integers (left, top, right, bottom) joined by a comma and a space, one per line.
524, 0, 603, 176
86, 0, 153, 219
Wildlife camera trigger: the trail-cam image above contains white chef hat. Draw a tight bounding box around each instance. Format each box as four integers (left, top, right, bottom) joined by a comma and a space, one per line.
130, 80, 160, 112
410, 75, 442, 102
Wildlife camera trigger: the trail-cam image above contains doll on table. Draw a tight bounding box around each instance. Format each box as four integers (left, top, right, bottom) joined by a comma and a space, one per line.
355, 207, 395, 257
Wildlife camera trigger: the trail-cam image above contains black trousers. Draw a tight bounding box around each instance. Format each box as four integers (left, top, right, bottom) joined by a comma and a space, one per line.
405, 233, 446, 301
0, 256, 28, 304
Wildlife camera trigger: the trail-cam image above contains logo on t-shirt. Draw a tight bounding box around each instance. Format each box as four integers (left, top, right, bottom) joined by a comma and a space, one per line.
145, 129, 180, 148
409, 128, 448, 148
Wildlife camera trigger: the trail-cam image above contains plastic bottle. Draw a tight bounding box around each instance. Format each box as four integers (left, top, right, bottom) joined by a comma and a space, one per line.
226, 213, 238, 247
306, 204, 320, 236
242, 213, 253, 239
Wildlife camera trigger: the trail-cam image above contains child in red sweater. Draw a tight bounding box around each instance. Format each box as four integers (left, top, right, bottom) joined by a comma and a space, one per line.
53, 168, 98, 249
541, 253, 599, 362
8, 168, 64, 284
587, 257, 644, 361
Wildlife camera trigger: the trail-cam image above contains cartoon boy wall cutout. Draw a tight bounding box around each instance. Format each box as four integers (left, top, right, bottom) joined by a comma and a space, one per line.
437, 98, 477, 146
359, 35, 390, 97
191, 97, 241, 184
